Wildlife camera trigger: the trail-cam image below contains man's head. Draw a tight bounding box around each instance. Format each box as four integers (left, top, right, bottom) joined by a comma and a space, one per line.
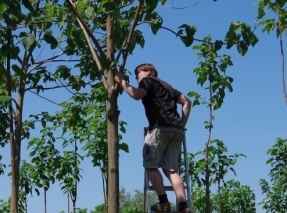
134, 63, 158, 80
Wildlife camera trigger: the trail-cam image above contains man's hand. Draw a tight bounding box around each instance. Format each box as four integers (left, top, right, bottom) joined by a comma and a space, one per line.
115, 72, 125, 84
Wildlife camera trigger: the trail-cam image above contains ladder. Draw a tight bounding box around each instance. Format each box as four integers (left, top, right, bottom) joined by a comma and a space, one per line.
143, 130, 192, 213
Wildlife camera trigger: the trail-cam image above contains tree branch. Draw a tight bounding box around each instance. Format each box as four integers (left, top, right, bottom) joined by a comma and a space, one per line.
25, 79, 94, 92
119, 0, 144, 73
76, 16, 108, 89
65, 0, 107, 64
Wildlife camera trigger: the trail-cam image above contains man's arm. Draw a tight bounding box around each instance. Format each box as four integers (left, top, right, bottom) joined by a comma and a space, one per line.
115, 73, 147, 100
177, 94, 192, 127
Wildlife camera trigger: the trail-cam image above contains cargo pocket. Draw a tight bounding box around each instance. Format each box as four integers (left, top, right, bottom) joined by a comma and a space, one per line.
142, 144, 157, 161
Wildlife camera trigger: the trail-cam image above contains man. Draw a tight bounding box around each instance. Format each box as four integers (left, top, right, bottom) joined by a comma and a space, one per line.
115, 63, 191, 213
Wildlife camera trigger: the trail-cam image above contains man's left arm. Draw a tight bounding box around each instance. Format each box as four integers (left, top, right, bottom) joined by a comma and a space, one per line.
177, 94, 192, 127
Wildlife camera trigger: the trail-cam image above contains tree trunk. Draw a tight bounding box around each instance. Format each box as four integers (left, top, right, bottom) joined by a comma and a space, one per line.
106, 11, 120, 213
44, 190, 47, 213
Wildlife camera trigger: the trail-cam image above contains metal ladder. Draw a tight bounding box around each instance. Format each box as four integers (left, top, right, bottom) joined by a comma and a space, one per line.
143, 130, 192, 213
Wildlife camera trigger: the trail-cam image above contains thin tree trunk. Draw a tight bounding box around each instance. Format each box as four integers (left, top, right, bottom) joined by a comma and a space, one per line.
205, 141, 210, 213
44, 190, 47, 213
6, 3, 18, 211
274, 6, 287, 106
68, 193, 70, 213
106, 11, 120, 213
72, 139, 78, 213
218, 175, 222, 213
205, 79, 212, 213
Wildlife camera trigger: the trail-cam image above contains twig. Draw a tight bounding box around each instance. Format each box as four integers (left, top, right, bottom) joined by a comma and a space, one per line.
28, 90, 61, 106
163, 1, 198, 9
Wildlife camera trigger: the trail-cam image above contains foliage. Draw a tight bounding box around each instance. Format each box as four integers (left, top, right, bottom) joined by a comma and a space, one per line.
215, 180, 256, 213
259, 138, 287, 212
257, 0, 287, 36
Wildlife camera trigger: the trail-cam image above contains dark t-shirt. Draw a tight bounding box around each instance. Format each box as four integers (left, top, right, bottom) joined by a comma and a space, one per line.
138, 77, 182, 129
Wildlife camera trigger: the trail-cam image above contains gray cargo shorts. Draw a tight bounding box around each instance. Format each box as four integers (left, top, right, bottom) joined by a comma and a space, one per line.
142, 127, 185, 171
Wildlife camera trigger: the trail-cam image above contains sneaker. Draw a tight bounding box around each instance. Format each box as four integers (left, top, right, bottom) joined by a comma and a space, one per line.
151, 202, 171, 212
178, 208, 191, 213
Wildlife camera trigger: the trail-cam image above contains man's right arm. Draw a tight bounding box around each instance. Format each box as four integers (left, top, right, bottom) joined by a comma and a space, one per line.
115, 73, 147, 100
177, 94, 192, 128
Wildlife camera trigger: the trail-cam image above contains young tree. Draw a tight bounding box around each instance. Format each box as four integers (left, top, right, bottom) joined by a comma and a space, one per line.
257, 0, 287, 105
259, 138, 287, 212
185, 140, 248, 212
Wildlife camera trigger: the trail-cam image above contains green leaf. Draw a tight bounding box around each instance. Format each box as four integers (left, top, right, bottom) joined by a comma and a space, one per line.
12, 65, 25, 79
3, 11, 18, 26
22, 0, 34, 11
0, 4, 6, 20
10, 46, 20, 59
214, 40, 223, 51
85, 6, 94, 18
101, 2, 115, 13
119, 142, 129, 153
237, 40, 248, 56
146, 0, 158, 13
20, 32, 36, 52
43, 33, 58, 49
276, 0, 285, 7
178, 24, 196, 47
229, 21, 241, 31
181, 36, 194, 47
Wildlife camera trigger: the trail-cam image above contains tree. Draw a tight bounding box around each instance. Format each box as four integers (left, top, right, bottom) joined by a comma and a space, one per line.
187, 25, 257, 211
185, 140, 249, 213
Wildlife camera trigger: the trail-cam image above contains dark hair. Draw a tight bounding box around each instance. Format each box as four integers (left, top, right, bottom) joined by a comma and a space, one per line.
134, 63, 158, 77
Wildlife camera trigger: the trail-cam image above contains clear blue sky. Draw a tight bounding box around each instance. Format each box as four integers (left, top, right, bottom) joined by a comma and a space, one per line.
1, 0, 286, 212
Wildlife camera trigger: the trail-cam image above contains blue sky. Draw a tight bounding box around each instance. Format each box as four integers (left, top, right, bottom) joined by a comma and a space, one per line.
1, 0, 286, 212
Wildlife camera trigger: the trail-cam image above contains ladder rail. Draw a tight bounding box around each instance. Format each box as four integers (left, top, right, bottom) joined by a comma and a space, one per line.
183, 135, 192, 212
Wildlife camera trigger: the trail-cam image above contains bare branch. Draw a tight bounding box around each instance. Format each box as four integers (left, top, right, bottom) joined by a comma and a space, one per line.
28, 90, 61, 106
137, 21, 219, 44
163, 1, 198, 9
27, 52, 79, 74
26, 78, 94, 92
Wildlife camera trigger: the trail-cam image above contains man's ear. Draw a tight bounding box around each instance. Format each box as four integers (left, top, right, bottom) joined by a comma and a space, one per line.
146, 70, 151, 76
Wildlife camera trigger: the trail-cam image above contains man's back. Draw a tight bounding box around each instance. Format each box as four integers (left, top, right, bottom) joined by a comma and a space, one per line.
139, 76, 182, 129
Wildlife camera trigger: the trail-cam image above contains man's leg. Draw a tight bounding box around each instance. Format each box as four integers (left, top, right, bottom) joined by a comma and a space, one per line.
163, 169, 186, 203
146, 168, 166, 195
146, 168, 171, 212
